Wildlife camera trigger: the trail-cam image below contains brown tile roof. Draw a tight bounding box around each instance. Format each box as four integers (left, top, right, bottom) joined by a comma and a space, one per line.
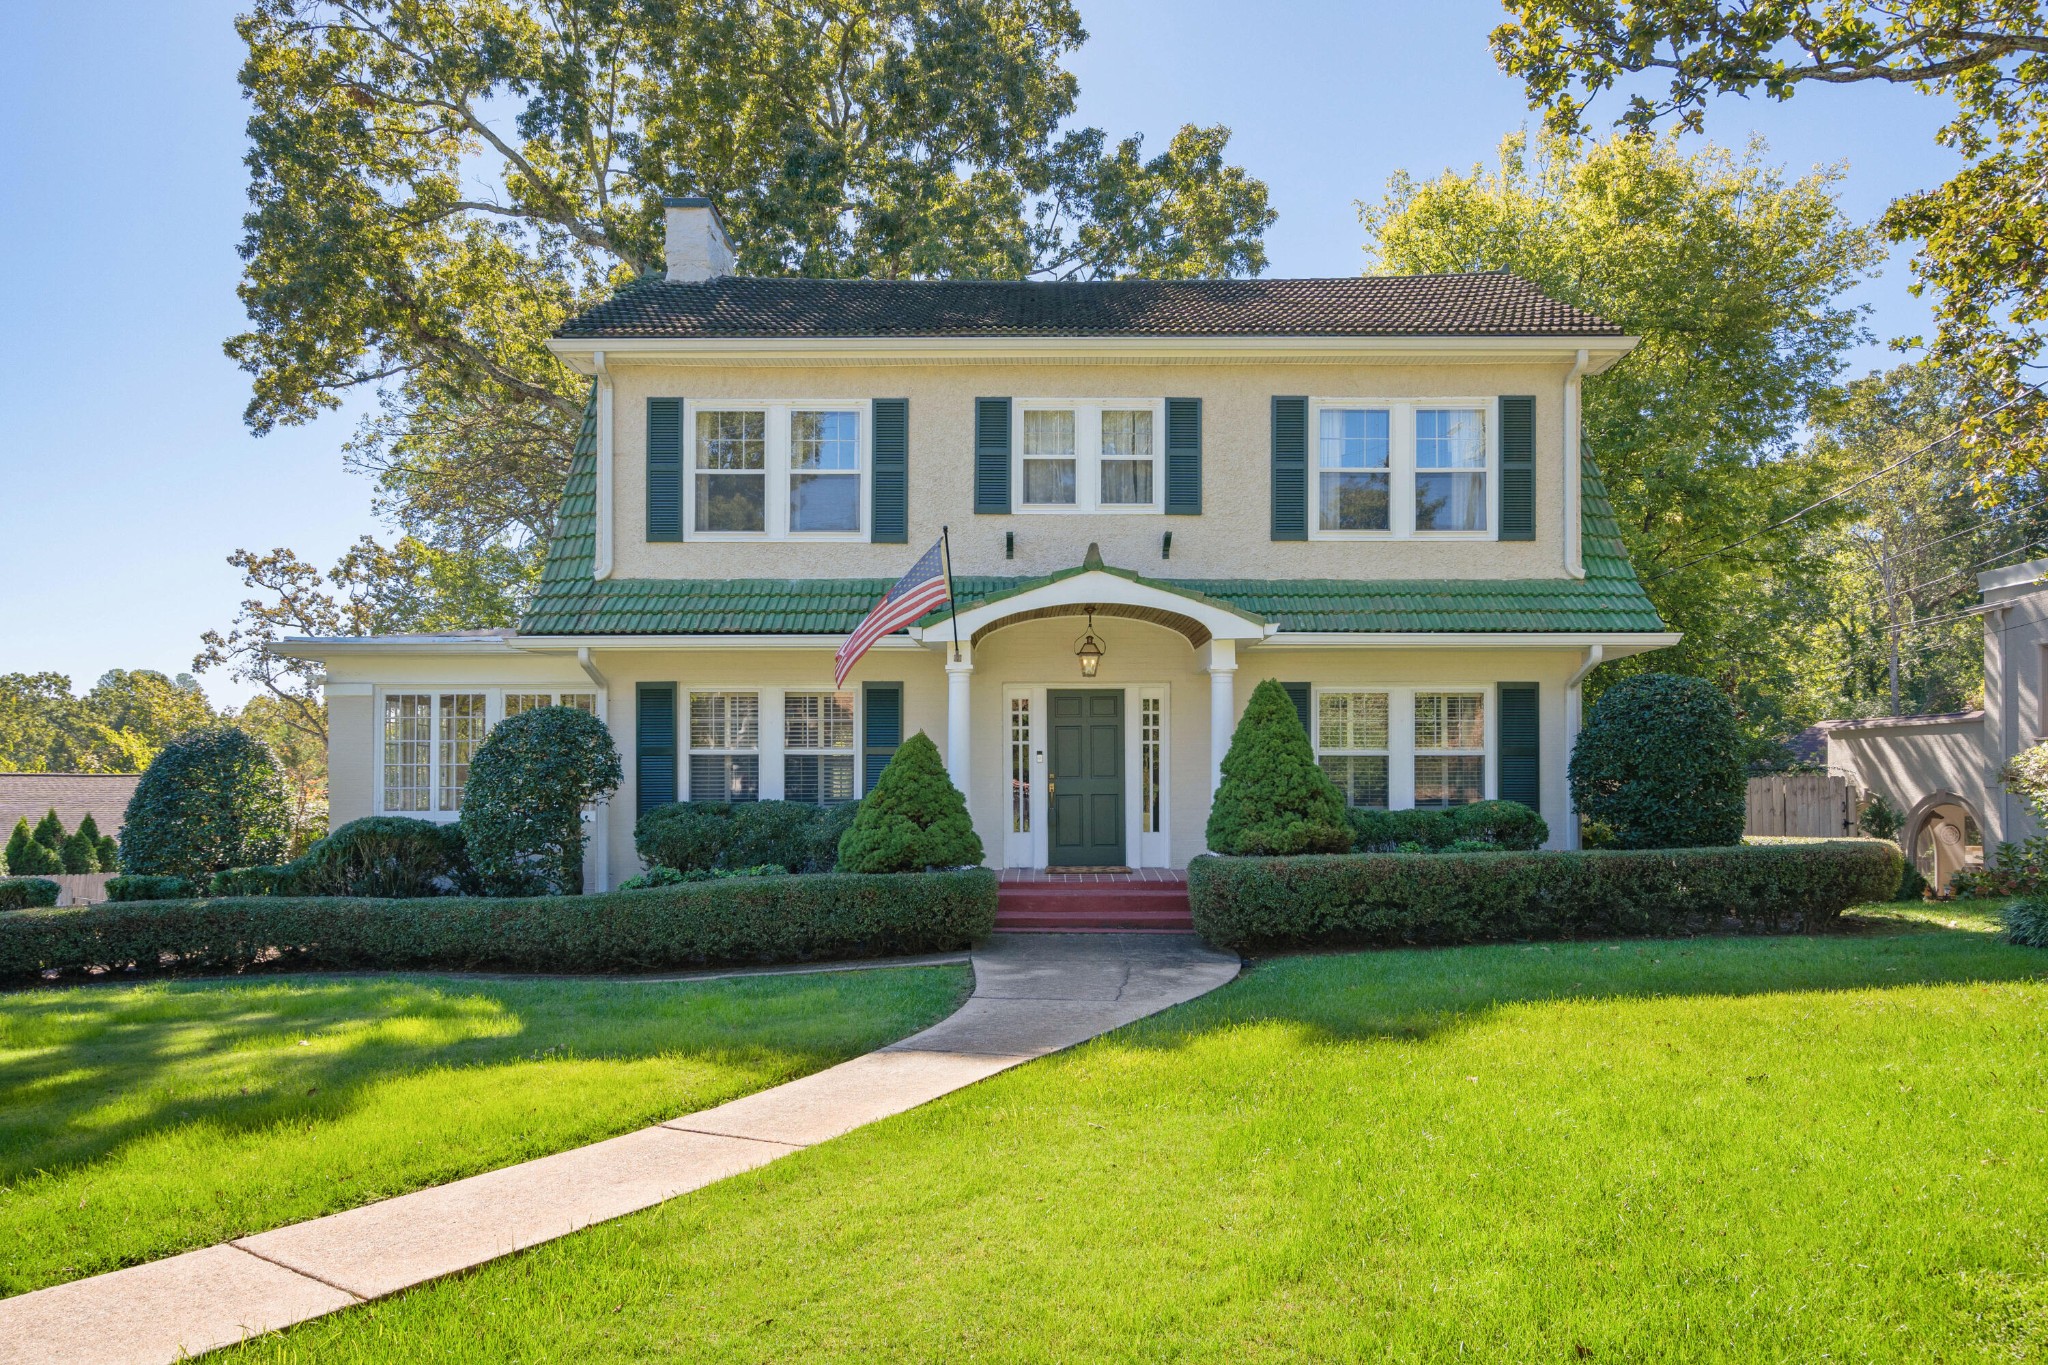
554, 272, 1625, 341
0, 774, 139, 841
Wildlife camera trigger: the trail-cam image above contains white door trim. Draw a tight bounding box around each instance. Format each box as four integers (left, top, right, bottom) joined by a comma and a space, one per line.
1000, 681, 1171, 869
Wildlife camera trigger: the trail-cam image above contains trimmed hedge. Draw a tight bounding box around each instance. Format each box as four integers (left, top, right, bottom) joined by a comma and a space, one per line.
1188, 839, 1902, 951
0, 879, 60, 911
106, 875, 199, 902
0, 868, 997, 983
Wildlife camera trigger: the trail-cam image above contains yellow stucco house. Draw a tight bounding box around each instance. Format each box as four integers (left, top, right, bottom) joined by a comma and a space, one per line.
279, 199, 1676, 890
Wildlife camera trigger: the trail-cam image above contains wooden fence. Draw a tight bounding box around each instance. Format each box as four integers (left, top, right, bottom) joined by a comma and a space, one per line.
1745, 774, 1861, 838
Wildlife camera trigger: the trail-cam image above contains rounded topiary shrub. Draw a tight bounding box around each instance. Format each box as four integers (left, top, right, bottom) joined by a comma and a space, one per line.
1206, 679, 1351, 856
1451, 799, 1549, 850
121, 727, 293, 877
836, 732, 983, 873
1568, 673, 1746, 849
293, 816, 470, 897
0, 878, 61, 911
635, 802, 738, 874
460, 705, 622, 896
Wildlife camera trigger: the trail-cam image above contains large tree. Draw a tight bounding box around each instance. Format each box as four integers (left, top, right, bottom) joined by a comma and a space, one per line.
0, 671, 222, 774
230, 0, 1275, 564
1492, 0, 2048, 491
1359, 131, 1880, 734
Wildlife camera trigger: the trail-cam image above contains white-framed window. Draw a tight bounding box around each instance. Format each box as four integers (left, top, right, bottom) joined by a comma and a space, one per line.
1009, 695, 1032, 835
1310, 399, 1495, 539
1140, 694, 1164, 833
1015, 400, 1164, 513
376, 688, 607, 817
784, 691, 857, 806
1310, 685, 1492, 811
684, 401, 868, 540
689, 691, 760, 801
1317, 691, 1391, 810
1414, 691, 1486, 808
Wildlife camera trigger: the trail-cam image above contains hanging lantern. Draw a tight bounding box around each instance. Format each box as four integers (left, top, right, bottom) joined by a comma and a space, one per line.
1075, 608, 1106, 678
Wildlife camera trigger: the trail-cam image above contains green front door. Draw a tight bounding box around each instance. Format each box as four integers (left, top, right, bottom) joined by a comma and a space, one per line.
1048, 690, 1125, 867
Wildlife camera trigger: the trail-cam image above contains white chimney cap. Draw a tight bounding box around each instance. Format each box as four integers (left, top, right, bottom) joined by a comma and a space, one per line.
662, 196, 735, 282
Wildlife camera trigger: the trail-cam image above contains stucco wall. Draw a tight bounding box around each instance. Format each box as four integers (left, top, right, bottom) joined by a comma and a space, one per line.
602, 356, 1579, 583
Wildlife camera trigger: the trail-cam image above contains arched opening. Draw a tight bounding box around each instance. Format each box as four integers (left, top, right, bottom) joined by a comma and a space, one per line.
1903, 793, 1984, 892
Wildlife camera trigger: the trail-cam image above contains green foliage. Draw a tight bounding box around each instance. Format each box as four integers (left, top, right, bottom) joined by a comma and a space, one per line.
1897, 860, 1930, 903
0, 670, 220, 775
1452, 800, 1549, 850
1349, 808, 1451, 852
95, 837, 119, 875
0, 869, 998, 982
1207, 680, 1352, 856
1569, 674, 1747, 848
457, 707, 620, 896
836, 733, 984, 874
1859, 791, 1904, 842
1493, 1, 2048, 489
1187, 839, 1903, 950
1949, 838, 2048, 900
2004, 895, 2048, 948
2003, 741, 2048, 823
4, 819, 61, 877
618, 864, 785, 891
209, 865, 304, 898
31, 810, 63, 851
293, 817, 471, 898
0, 879, 60, 911
635, 800, 858, 877
105, 876, 200, 902
59, 831, 99, 875
120, 727, 294, 877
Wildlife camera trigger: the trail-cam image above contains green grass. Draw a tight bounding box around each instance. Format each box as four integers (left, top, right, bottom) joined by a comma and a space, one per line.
0, 964, 969, 1294
234, 902, 2047, 1362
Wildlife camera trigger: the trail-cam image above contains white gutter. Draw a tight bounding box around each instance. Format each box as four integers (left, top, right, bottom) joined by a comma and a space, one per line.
1562, 643, 1604, 850
575, 647, 606, 688
1564, 347, 1590, 580
592, 350, 614, 580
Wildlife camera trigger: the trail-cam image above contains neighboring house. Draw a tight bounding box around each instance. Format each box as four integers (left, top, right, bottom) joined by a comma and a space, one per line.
1820, 558, 2048, 888
0, 773, 139, 847
277, 199, 1677, 890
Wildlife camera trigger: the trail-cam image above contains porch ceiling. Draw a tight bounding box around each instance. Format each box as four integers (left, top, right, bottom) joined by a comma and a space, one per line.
969, 602, 1216, 648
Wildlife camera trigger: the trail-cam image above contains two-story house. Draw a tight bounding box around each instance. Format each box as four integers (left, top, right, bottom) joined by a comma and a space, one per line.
281, 199, 1676, 889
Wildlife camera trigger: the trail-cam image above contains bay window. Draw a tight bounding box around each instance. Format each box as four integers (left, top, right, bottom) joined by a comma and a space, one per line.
1310, 399, 1495, 538
1015, 400, 1164, 512
685, 402, 866, 539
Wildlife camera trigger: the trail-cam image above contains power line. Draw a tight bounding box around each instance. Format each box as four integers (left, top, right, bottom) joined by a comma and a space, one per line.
1877, 538, 2048, 605
1644, 389, 2036, 584
1860, 493, 2048, 569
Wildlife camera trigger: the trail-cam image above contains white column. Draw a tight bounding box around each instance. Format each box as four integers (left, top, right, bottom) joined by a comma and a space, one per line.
1206, 639, 1237, 796
946, 644, 974, 792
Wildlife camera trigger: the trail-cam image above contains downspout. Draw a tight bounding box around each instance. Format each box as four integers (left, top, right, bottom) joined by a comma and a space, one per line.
1564, 348, 1590, 580
1562, 643, 1603, 849
578, 647, 612, 891
593, 350, 614, 581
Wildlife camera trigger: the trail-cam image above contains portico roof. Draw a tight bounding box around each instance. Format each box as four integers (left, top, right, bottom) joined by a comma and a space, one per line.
916, 545, 1271, 647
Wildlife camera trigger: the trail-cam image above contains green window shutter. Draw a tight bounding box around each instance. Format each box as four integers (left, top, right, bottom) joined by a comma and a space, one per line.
1497, 682, 1540, 811
1271, 396, 1308, 540
647, 397, 683, 542
1281, 681, 1313, 738
1499, 395, 1536, 542
974, 398, 1011, 514
863, 682, 903, 793
871, 398, 909, 544
1165, 397, 1202, 515
636, 683, 678, 817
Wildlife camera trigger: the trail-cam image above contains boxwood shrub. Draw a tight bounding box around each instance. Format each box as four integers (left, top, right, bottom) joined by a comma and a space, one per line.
0, 878, 60, 911
636, 800, 858, 876
105, 875, 200, 902
1188, 839, 1902, 951
0, 868, 997, 983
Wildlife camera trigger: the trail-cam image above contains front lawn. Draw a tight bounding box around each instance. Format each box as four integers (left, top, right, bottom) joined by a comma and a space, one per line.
236, 902, 2046, 1362
0, 965, 969, 1294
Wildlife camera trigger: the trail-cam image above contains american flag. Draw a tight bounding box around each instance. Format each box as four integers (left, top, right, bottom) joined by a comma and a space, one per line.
835, 536, 952, 688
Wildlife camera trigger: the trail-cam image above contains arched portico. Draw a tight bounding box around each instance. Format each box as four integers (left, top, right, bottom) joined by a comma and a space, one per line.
1901, 791, 1984, 892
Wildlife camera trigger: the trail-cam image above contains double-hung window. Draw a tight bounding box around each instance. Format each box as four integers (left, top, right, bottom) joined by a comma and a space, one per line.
1016, 401, 1162, 512
1414, 692, 1486, 808
1310, 400, 1494, 538
1317, 691, 1391, 809
784, 691, 857, 806
504, 692, 597, 717
688, 402, 866, 539
689, 691, 760, 801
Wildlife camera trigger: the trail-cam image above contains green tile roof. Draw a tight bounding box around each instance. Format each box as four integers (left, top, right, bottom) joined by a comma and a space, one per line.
519, 391, 1667, 637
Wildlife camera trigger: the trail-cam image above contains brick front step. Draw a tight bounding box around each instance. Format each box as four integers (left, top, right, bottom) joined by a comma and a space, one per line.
994, 878, 1193, 933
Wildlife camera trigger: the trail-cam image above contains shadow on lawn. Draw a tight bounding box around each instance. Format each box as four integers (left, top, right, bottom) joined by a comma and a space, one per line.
1127, 908, 2045, 1053
0, 976, 861, 1185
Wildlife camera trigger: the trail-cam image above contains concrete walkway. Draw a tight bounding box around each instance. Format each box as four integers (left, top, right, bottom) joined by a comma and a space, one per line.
0, 934, 1238, 1365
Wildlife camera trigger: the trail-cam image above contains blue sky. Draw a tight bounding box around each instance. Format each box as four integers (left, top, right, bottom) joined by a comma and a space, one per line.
0, 1, 1961, 705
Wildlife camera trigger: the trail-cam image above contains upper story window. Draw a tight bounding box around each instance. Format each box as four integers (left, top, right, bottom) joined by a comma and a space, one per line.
1311, 400, 1494, 539
1016, 400, 1162, 513
687, 402, 866, 540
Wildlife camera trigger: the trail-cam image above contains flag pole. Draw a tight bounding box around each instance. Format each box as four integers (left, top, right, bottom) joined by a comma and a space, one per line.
940, 524, 962, 662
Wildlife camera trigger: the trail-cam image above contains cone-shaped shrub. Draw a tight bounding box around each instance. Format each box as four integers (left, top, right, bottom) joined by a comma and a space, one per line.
96, 836, 120, 873
836, 731, 983, 873
31, 810, 64, 851
1206, 678, 1351, 856
121, 727, 293, 877
5, 818, 61, 877
59, 829, 99, 874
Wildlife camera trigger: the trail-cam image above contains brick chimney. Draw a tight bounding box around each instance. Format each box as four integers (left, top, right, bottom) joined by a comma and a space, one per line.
662, 196, 735, 282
